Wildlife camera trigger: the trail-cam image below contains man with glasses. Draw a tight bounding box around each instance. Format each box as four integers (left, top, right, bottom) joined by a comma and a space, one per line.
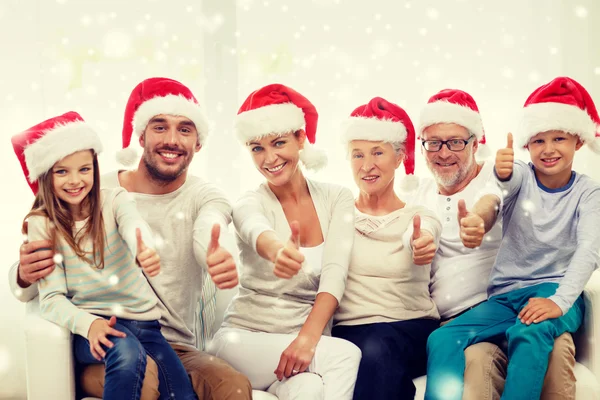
408, 89, 575, 399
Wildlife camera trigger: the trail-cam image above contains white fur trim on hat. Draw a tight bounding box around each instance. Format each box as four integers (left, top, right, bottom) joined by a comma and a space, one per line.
132, 94, 209, 144
24, 121, 103, 183
419, 101, 484, 139
299, 142, 328, 171
340, 117, 408, 144
517, 102, 598, 149
235, 103, 305, 142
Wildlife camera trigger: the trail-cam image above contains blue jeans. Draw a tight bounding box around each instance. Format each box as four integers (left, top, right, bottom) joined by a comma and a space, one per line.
425, 283, 584, 400
333, 318, 439, 400
74, 317, 196, 400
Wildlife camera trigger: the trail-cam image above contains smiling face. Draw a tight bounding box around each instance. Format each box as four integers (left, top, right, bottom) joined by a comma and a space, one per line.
140, 114, 201, 182
527, 130, 583, 185
52, 150, 94, 218
421, 123, 478, 191
349, 140, 403, 196
247, 130, 305, 186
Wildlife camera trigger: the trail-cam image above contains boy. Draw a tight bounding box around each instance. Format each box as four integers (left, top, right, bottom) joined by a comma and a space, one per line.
424, 76, 600, 400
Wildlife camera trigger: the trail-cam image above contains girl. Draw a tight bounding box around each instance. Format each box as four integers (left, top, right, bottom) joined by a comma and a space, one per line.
12, 112, 196, 400
209, 84, 361, 400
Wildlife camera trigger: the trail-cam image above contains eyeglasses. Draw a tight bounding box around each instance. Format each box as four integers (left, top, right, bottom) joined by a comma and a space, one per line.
421, 135, 476, 152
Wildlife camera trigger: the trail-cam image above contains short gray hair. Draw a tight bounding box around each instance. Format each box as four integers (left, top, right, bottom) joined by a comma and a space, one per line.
390, 141, 405, 155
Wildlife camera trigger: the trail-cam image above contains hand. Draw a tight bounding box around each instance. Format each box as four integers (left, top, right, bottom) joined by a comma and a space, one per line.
18, 221, 56, 287
136, 228, 160, 277
495, 132, 514, 180
518, 298, 563, 325
207, 224, 239, 289
273, 221, 305, 279
87, 316, 127, 361
274, 334, 318, 381
411, 214, 436, 265
458, 200, 485, 249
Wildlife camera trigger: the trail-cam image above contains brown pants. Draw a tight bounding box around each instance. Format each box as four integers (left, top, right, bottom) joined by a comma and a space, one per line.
80, 343, 252, 400
462, 333, 576, 400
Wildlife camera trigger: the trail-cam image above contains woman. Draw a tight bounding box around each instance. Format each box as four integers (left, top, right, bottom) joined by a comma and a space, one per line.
209, 84, 361, 400
332, 97, 442, 400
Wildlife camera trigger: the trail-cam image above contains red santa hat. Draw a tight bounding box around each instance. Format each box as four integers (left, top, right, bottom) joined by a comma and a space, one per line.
341, 97, 418, 190
517, 76, 600, 153
419, 89, 490, 159
117, 77, 209, 166
11, 111, 103, 194
234, 83, 327, 171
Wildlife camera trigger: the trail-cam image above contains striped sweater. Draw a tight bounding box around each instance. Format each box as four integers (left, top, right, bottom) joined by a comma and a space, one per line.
29, 187, 161, 338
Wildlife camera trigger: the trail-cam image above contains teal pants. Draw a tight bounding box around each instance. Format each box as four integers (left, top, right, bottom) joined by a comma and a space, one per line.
424, 283, 584, 400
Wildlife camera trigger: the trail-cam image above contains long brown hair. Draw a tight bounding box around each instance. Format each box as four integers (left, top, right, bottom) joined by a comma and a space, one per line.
22, 152, 106, 269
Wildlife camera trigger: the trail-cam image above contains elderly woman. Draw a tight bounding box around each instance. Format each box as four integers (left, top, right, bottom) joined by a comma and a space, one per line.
209, 84, 361, 400
332, 97, 442, 400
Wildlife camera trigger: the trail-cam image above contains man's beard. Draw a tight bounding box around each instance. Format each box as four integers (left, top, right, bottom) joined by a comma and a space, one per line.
142, 148, 189, 183
428, 148, 475, 189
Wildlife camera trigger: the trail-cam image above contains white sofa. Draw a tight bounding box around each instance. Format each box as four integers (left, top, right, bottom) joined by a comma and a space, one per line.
24, 272, 600, 399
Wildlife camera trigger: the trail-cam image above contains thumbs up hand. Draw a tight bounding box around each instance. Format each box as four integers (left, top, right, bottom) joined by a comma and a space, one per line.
411, 214, 437, 266
206, 224, 239, 290
136, 228, 160, 277
273, 221, 305, 279
495, 132, 515, 180
458, 199, 485, 249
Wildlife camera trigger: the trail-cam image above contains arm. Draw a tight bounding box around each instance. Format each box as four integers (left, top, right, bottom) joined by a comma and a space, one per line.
275, 187, 355, 379
193, 185, 236, 267
8, 260, 39, 302
29, 216, 100, 337
549, 189, 600, 314
232, 189, 277, 259
113, 188, 155, 255
471, 194, 501, 233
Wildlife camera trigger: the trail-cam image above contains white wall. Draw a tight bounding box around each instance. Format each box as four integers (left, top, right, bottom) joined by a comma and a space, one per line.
1, 0, 598, 398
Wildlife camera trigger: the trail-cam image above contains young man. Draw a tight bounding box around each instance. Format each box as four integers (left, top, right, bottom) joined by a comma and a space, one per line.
9, 77, 252, 399
411, 88, 576, 399
424, 77, 600, 400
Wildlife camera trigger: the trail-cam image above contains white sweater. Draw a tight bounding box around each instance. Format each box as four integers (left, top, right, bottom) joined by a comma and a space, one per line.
222, 179, 355, 335
335, 205, 442, 326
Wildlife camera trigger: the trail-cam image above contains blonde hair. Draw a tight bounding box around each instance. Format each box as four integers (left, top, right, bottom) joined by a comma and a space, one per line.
22, 152, 106, 269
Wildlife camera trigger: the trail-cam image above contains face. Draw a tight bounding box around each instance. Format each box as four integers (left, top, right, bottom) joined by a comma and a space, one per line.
140, 114, 201, 182
421, 123, 477, 188
349, 140, 403, 196
247, 131, 305, 186
527, 130, 582, 177
52, 150, 94, 215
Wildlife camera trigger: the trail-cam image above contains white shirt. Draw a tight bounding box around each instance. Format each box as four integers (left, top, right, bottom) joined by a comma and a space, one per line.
406, 161, 503, 319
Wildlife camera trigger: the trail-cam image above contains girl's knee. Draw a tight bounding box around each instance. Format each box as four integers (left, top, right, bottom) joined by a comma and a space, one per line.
106, 336, 146, 371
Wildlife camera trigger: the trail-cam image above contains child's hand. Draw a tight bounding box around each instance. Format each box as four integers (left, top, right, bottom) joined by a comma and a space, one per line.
87, 316, 127, 361
411, 214, 437, 265
136, 228, 160, 277
274, 221, 305, 279
458, 199, 485, 249
519, 298, 563, 325
206, 224, 239, 290
495, 132, 514, 180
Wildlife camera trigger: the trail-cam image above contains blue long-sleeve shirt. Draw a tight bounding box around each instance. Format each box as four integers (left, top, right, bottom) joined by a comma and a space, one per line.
489, 160, 600, 314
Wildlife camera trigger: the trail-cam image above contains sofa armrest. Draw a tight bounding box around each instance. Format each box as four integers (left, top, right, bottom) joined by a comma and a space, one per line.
575, 271, 600, 380
24, 297, 76, 400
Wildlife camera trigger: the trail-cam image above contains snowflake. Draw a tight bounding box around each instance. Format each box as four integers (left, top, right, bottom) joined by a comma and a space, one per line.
419, 28, 427, 36
521, 199, 535, 213
426, 8, 439, 20
53, 253, 64, 264
80, 15, 92, 26
502, 68, 514, 79
528, 71, 540, 82
112, 304, 123, 314
594, 67, 600, 75
224, 330, 242, 344
574, 6, 588, 18
14, 288, 23, 298
405, 2, 411, 9
433, 374, 463, 399
109, 275, 119, 285
56, 0, 67, 3
549, 47, 559, 55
